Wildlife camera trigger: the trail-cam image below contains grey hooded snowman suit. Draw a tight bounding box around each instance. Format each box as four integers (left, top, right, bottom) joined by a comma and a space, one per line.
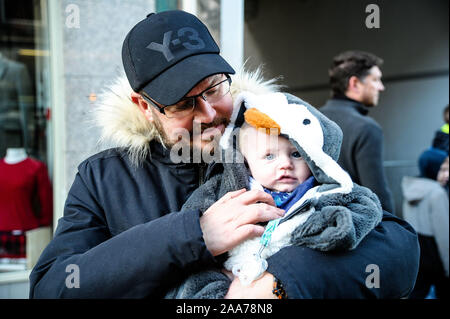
165, 91, 383, 298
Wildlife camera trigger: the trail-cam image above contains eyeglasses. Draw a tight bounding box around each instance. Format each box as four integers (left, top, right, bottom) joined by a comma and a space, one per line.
142, 74, 232, 119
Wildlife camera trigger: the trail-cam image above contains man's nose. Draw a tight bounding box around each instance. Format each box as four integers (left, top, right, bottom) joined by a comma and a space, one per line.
194, 98, 217, 123
379, 81, 385, 91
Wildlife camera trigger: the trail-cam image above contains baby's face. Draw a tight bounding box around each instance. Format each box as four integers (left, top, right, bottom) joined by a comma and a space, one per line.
242, 128, 311, 192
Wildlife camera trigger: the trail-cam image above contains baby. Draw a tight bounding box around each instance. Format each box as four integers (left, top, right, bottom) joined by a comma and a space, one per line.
217, 123, 318, 285
239, 121, 313, 206
165, 91, 383, 299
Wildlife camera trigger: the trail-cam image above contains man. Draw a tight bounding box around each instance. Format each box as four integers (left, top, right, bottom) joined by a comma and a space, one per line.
29, 11, 418, 298
320, 50, 395, 213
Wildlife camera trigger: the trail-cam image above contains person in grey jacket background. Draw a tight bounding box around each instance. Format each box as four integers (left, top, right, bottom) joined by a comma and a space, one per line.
402, 148, 449, 299
320, 50, 394, 214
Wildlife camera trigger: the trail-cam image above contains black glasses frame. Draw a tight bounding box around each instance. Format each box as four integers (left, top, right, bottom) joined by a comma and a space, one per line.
141, 74, 231, 117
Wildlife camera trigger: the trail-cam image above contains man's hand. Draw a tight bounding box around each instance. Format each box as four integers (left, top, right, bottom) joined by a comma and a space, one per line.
225, 272, 278, 299
200, 189, 284, 256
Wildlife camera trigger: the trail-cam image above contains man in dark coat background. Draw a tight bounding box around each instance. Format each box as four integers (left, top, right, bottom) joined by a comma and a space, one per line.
320, 51, 395, 214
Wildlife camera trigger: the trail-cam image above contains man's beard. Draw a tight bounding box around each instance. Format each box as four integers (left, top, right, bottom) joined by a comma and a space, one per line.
152, 114, 229, 157
151, 113, 174, 147
361, 91, 378, 107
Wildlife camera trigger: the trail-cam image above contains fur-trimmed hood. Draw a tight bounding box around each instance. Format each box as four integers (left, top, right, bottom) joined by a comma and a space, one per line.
92, 69, 281, 165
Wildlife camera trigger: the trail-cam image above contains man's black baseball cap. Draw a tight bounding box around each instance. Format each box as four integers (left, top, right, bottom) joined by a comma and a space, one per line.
122, 10, 235, 106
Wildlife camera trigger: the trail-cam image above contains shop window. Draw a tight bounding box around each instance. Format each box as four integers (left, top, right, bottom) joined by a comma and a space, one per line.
0, 0, 52, 273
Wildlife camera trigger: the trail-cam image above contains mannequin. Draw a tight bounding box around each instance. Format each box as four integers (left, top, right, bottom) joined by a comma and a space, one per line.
0, 52, 34, 155
4, 147, 28, 164
0, 150, 53, 259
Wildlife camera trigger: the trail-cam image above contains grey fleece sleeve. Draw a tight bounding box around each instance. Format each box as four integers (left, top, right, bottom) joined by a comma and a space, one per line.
182, 174, 223, 213
182, 161, 250, 213
291, 183, 383, 251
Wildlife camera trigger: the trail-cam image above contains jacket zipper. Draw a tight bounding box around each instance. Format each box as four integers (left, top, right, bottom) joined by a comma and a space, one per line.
278, 200, 312, 226
198, 164, 205, 186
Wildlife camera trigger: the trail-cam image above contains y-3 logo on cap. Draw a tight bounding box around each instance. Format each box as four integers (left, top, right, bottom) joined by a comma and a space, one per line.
147, 27, 206, 62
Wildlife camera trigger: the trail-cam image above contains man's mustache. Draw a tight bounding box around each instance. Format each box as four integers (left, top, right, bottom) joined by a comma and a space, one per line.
171, 117, 230, 144
198, 118, 229, 133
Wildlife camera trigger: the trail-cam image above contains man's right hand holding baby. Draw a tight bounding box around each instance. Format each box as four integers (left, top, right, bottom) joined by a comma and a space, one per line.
200, 189, 285, 256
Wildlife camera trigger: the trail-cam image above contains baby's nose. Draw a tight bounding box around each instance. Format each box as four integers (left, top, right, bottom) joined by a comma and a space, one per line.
278, 156, 294, 169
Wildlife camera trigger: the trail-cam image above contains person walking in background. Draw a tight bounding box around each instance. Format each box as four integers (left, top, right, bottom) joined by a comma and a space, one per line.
432, 104, 449, 153
320, 50, 394, 214
437, 156, 449, 193
402, 148, 449, 299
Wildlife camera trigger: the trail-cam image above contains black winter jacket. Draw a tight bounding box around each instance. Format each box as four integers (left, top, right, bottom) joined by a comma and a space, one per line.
29, 141, 419, 298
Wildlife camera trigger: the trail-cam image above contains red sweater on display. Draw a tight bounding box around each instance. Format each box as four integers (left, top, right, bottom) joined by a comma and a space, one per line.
0, 157, 53, 231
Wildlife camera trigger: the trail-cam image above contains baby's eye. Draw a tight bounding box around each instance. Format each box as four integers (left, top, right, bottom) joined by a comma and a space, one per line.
291, 151, 301, 158
265, 153, 275, 160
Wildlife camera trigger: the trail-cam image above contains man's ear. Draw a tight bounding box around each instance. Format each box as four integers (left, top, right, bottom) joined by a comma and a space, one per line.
345, 75, 363, 100
131, 91, 153, 121
348, 76, 361, 92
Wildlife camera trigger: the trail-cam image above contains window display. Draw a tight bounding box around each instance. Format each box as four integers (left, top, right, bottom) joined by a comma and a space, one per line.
0, 0, 52, 271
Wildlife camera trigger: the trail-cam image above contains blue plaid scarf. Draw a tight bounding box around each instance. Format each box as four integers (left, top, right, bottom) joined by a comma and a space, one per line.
263, 176, 316, 212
